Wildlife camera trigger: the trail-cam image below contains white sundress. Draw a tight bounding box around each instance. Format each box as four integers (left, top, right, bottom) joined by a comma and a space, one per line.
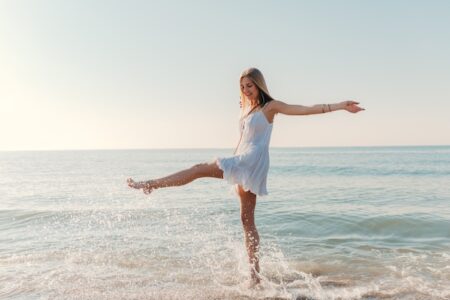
215, 106, 273, 197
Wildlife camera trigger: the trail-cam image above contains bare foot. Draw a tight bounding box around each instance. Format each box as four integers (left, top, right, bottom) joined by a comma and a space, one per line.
246, 269, 261, 289
127, 178, 154, 195
245, 277, 262, 290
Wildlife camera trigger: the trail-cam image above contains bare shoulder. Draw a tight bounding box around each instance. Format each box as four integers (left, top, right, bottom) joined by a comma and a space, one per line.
262, 100, 285, 123
264, 100, 286, 114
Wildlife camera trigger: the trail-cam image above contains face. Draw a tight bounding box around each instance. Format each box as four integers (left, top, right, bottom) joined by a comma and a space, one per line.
240, 76, 259, 104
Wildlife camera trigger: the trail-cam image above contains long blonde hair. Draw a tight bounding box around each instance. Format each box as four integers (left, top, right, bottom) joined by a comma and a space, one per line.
239, 67, 275, 116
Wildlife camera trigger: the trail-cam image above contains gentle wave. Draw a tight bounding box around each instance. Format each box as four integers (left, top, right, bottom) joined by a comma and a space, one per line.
270, 164, 450, 177
1, 147, 449, 299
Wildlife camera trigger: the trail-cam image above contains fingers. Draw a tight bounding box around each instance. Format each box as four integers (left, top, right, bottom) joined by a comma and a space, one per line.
353, 104, 364, 110
344, 103, 365, 113
344, 100, 365, 113
346, 100, 359, 105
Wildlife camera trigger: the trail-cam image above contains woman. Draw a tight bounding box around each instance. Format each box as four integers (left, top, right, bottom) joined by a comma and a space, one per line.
127, 67, 364, 286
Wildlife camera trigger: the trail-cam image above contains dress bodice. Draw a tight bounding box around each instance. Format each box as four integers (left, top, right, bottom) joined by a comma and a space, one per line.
238, 110, 273, 152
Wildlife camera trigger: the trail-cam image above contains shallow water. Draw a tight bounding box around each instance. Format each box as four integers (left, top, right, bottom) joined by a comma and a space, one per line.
1, 146, 449, 299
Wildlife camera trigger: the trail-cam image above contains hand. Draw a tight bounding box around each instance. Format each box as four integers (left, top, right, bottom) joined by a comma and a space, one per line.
340, 100, 365, 113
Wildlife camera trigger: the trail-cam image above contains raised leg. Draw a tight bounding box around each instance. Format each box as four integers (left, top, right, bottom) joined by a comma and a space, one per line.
237, 185, 261, 286
127, 161, 223, 194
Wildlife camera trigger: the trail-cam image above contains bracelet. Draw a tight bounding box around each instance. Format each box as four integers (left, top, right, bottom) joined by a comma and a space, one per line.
322, 104, 325, 113
328, 104, 331, 112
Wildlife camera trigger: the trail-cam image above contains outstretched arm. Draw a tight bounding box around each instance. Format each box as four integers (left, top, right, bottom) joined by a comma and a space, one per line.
269, 100, 364, 116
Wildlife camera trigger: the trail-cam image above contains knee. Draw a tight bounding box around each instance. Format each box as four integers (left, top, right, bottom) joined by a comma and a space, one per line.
237, 186, 256, 202
191, 163, 208, 177
236, 185, 250, 199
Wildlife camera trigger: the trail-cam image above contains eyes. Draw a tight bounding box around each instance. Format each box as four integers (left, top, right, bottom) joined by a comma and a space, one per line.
241, 84, 253, 90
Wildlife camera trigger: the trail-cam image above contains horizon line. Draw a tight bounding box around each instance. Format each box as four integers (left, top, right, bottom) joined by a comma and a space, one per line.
1, 144, 449, 152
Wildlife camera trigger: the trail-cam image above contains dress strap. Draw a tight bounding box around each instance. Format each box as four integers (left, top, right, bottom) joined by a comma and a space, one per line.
242, 104, 260, 119
234, 105, 259, 155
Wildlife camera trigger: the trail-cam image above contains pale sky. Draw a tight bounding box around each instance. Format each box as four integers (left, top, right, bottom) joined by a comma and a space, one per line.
1, 0, 449, 151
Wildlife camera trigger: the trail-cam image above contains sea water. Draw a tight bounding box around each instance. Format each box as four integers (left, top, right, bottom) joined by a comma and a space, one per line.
0, 146, 449, 299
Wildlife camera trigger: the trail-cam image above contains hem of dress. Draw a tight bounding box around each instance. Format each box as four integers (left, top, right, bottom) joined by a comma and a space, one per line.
214, 157, 268, 197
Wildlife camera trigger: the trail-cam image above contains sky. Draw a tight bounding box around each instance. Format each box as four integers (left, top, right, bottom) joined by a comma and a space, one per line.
1, 0, 449, 151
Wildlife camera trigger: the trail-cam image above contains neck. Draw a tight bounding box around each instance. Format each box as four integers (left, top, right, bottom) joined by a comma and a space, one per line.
249, 100, 259, 108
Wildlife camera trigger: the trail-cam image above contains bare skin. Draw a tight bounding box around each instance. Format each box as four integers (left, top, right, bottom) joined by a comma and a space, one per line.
239, 76, 364, 124
128, 75, 365, 287
236, 185, 261, 286
127, 162, 223, 194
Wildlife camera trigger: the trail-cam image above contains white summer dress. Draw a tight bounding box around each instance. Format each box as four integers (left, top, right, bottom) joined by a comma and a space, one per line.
215, 106, 273, 196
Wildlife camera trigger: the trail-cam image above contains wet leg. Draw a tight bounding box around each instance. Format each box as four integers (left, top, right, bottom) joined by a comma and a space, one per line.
237, 185, 260, 286
127, 161, 223, 194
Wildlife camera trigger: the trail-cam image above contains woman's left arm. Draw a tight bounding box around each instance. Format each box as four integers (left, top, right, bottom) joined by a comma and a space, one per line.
269, 100, 364, 116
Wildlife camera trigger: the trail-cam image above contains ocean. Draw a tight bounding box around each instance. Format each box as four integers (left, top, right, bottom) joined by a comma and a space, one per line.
0, 146, 449, 299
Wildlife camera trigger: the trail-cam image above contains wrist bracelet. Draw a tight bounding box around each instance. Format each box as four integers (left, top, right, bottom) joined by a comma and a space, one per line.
328, 104, 331, 112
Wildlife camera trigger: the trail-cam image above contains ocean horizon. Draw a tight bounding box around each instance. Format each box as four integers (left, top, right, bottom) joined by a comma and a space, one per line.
1, 145, 449, 299
2, 144, 449, 152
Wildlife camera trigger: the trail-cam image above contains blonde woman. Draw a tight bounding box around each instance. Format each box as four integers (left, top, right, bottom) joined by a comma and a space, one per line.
127, 67, 364, 286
